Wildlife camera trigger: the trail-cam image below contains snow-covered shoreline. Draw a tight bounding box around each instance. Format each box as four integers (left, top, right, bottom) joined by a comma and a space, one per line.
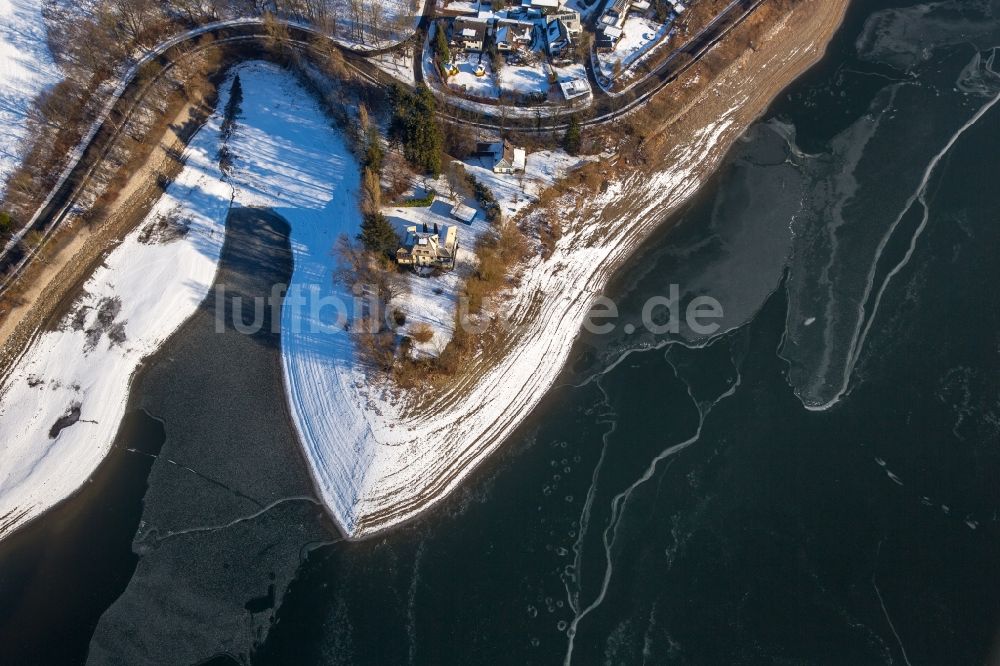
0, 58, 743, 541
0, 62, 363, 537
319, 108, 746, 539
0, 69, 234, 535
310, 5, 833, 536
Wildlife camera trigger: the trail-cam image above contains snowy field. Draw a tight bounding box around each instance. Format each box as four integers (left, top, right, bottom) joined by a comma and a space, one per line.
0, 67, 234, 535
499, 62, 549, 99
369, 50, 415, 85
0, 0, 62, 194
331, 0, 423, 51
597, 14, 671, 80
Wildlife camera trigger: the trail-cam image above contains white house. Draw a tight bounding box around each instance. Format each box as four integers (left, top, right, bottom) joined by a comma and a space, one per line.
559, 77, 589, 100
493, 140, 526, 174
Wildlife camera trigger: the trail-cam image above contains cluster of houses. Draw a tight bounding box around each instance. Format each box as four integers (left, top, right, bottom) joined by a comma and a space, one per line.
439, 0, 583, 60
596, 0, 686, 51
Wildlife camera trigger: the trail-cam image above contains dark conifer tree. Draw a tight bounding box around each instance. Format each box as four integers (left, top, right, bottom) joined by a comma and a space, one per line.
358, 212, 400, 257
563, 115, 582, 156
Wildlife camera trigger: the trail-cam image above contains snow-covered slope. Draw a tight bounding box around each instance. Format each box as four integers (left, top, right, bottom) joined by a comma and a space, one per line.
0, 0, 62, 194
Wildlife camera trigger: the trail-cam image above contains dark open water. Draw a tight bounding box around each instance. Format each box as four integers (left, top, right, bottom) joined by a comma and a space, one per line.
3, 0, 1000, 663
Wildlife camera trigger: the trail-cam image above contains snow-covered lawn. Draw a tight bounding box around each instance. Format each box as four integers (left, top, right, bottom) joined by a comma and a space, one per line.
437, 0, 478, 15
597, 14, 671, 80
498, 62, 550, 99
464, 149, 592, 219
448, 53, 499, 99
0, 0, 62, 194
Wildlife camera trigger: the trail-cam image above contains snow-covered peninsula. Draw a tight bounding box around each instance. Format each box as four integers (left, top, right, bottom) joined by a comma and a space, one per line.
0, 0, 845, 541
291, 7, 838, 538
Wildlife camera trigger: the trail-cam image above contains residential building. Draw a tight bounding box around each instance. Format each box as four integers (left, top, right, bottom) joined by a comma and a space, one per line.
546, 18, 572, 56
596, 27, 622, 51
396, 224, 460, 269
548, 10, 582, 34
559, 76, 590, 100
598, 0, 629, 32
452, 18, 489, 51
450, 202, 478, 223
521, 0, 560, 14
475, 140, 500, 155
493, 140, 526, 173
496, 19, 535, 51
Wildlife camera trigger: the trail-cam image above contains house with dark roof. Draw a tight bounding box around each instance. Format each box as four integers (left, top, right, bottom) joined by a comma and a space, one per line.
452, 18, 489, 51
492, 140, 526, 174
545, 18, 572, 56
495, 19, 534, 52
